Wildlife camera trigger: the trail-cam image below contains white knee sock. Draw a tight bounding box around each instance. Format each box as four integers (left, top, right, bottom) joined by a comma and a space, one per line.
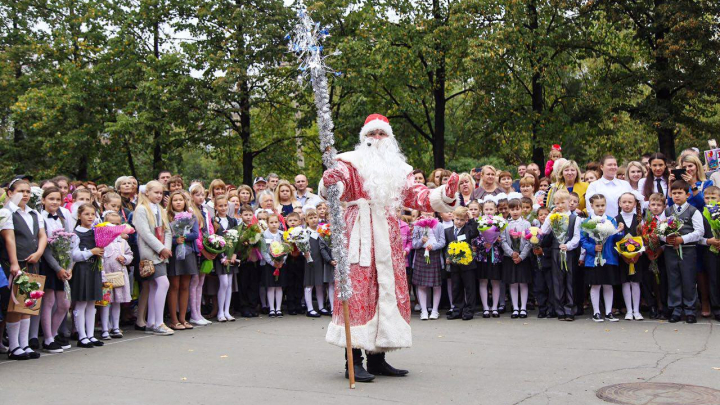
19, 318, 31, 352
6, 321, 20, 351
315, 285, 325, 310
590, 285, 601, 315
603, 285, 614, 315
73, 302, 87, 340
510, 283, 519, 310
29, 314, 40, 340
520, 283, 529, 310
432, 286, 441, 312
417, 287, 428, 313
631, 282, 641, 314
275, 288, 283, 311
479, 280, 489, 310
622, 282, 632, 314
446, 279, 454, 309
267, 287, 276, 311
86, 304, 97, 339
101, 305, 110, 333
328, 284, 334, 310
304, 287, 314, 312
491, 281, 501, 310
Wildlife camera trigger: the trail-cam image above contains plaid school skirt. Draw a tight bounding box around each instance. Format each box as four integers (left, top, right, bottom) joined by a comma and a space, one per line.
412, 249, 443, 287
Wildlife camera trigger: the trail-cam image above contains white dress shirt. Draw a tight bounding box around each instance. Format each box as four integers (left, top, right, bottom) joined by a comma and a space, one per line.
660, 203, 705, 245
638, 177, 668, 197
71, 226, 95, 261
586, 177, 633, 218
540, 211, 582, 250
2, 201, 44, 233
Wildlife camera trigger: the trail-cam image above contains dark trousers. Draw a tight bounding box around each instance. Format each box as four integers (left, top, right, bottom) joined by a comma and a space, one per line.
285, 256, 305, 311
573, 263, 586, 312
642, 255, 666, 312
704, 249, 720, 315
239, 261, 261, 312
534, 266, 555, 314
450, 267, 477, 315
551, 248, 576, 316
665, 246, 697, 317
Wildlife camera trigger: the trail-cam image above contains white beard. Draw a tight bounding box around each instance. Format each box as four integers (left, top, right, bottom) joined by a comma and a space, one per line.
353, 137, 409, 210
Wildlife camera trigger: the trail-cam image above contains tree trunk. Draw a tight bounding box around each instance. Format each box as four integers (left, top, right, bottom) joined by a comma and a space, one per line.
653, 0, 675, 159
239, 78, 253, 185
151, 21, 163, 174
432, 0, 446, 169
528, 0, 545, 167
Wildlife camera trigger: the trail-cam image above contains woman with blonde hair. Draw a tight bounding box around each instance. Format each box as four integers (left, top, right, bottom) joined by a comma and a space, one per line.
115, 176, 136, 211
470, 165, 503, 200
458, 173, 475, 206
625, 161, 646, 191
133, 181, 173, 335
546, 160, 588, 214
274, 180, 298, 217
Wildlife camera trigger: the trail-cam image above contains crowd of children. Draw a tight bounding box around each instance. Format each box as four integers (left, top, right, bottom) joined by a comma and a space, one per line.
1, 145, 719, 362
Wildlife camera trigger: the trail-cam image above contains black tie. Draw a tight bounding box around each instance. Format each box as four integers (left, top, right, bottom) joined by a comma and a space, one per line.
656, 178, 663, 196
454, 228, 459, 237
48, 214, 59, 220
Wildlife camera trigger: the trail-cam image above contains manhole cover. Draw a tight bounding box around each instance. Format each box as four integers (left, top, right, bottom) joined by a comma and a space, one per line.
597, 382, 720, 405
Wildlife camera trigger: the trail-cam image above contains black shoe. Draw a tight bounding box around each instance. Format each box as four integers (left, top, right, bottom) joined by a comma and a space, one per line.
367, 352, 409, 377
89, 338, 104, 347
491, 310, 500, 318
668, 315, 681, 323
55, 335, 71, 350
28, 337, 39, 350
593, 313, 604, 322
23, 347, 40, 359
251, 311, 259, 317
319, 308, 331, 316
686, 315, 697, 324
42, 341, 64, 353
276, 310, 284, 318
566, 315, 575, 321
498, 305, 506, 314
241, 311, 253, 318
345, 349, 375, 382
306, 310, 321, 318
134, 324, 146, 332
8, 347, 29, 360
547, 312, 558, 319
461, 313, 474, 321
558, 314, 566, 321
482, 310, 491, 319
77, 338, 94, 348
269, 310, 276, 318
605, 314, 619, 322
519, 310, 527, 319
649, 307, 659, 319
447, 312, 462, 320
537, 311, 547, 319
446, 309, 453, 317
511, 310, 519, 319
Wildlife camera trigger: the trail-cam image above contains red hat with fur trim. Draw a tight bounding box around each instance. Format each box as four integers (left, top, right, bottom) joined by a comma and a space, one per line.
359, 114, 394, 139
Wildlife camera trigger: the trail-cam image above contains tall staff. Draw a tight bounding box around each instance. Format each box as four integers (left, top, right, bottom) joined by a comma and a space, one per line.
287, 9, 355, 389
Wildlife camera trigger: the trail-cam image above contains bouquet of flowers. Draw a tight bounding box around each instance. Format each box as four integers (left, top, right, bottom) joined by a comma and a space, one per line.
13, 269, 44, 310
447, 241, 473, 265
237, 223, 265, 261
509, 228, 524, 252
580, 216, 618, 266
524, 226, 543, 268
283, 227, 313, 262
615, 236, 645, 275
414, 217, 439, 264
269, 240, 292, 280
639, 211, 663, 283
28, 186, 43, 210
476, 215, 508, 263
317, 223, 331, 246
220, 229, 240, 273
703, 202, 720, 254
200, 234, 226, 274
47, 228, 76, 300
170, 211, 195, 260
655, 214, 684, 259
92, 222, 135, 271
549, 212, 570, 271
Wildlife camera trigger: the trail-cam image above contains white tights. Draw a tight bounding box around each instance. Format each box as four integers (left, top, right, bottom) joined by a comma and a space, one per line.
217, 274, 233, 319
73, 301, 97, 340
479, 279, 501, 311
304, 285, 325, 312
101, 303, 122, 332
416, 286, 441, 313
189, 274, 206, 321
266, 287, 283, 311
446, 279, 454, 309
509, 283, 529, 311
622, 282, 641, 315
328, 284, 335, 311
590, 285, 614, 315
147, 276, 169, 329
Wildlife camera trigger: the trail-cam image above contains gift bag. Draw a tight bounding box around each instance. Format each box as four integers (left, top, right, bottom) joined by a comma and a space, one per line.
8, 273, 46, 316
95, 282, 113, 307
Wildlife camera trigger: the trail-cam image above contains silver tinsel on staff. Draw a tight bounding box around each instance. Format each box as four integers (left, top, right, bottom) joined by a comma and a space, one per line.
287, 10, 351, 301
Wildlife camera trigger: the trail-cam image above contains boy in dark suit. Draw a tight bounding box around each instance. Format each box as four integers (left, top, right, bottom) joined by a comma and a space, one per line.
445, 207, 479, 320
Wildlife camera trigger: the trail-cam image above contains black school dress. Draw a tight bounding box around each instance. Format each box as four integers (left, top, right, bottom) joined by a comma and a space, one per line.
71, 228, 103, 302
615, 213, 647, 283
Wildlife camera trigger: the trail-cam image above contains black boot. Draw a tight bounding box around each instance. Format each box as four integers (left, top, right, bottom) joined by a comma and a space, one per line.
345, 349, 375, 382
366, 352, 409, 376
